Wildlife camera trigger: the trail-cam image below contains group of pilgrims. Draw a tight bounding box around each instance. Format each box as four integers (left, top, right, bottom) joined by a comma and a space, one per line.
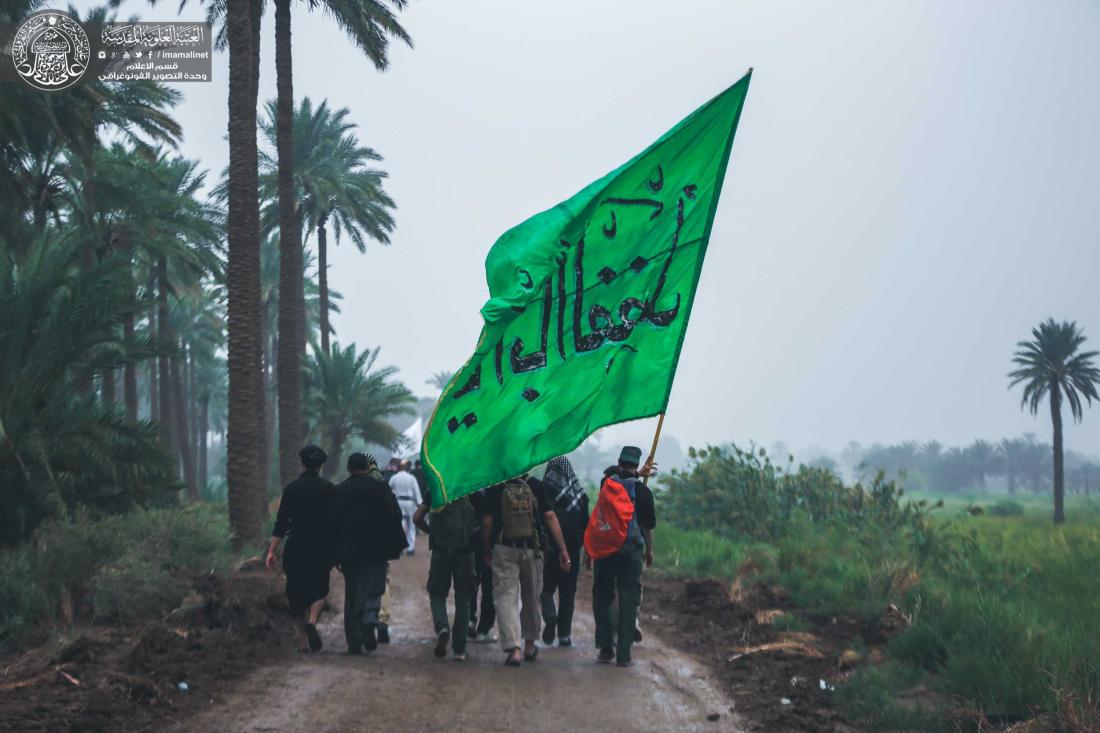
265, 444, 658, 667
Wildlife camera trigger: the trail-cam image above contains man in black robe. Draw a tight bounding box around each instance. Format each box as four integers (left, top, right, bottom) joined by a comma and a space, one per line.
267, 445, 335, 652
331, 452, 408, 653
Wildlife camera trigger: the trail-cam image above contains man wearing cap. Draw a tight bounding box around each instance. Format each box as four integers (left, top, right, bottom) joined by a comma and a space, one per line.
331, 453, 408, 653
266, 445, 336, 652
589, 445, 657, 667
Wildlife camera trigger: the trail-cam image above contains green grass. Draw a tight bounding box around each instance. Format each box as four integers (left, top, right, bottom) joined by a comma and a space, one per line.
655, 512, 1100, 729
0, 505, 237, 651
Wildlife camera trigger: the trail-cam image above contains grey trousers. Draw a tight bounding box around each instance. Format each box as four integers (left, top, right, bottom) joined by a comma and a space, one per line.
491, 545, 543, 652
342, 561, 388, 651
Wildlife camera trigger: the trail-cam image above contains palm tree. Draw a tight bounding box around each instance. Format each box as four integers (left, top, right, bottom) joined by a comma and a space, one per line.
0, 237, 177, 544
272, 0, 412, 489
260, 98, 395, 355
427, 371, 454, 392
225, 0, 266, 548
999, 437, 1028, 495
305, 343, 414, 478
965, 439, 999, 489
1008, 319, 1100, 523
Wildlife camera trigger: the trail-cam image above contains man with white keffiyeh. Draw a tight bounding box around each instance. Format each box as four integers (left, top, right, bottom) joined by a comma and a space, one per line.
539, 456, 589, 647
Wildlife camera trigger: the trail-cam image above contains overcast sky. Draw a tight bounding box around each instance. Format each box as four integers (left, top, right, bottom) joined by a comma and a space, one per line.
97, 0, 1100, 457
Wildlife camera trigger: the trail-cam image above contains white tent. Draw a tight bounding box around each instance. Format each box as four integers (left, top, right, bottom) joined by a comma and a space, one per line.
401, 416, 423, 456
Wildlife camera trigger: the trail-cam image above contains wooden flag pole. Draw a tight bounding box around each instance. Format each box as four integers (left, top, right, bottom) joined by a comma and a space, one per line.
643, 412, 666, 486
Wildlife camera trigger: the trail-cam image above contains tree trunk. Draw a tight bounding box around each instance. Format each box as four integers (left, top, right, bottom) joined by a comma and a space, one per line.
250, 0, 268, 522
263, 316, 276, 495
189, 347, 199, 482
172, 351, 198, 500
1050, 382, 1065, 524
275, 0, 305, 488
157, 257, 175, 466
199, 393, 209, 494
123, 312, 138, 421
226, 0, 264, 549
322, 430, 344, 480
149, 350, 159, 422
257, 283, 272, 518
318, 216, 330, 354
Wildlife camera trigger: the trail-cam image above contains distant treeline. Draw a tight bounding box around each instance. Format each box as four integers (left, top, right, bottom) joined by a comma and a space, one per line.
569, 433, 1100, 497
792, 436, 1100, 496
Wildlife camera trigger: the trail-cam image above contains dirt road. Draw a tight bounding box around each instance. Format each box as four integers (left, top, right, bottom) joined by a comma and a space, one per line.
175, 537, 744, 733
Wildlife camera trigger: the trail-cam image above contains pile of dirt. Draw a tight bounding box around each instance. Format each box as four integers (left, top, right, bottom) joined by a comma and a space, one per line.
645, 576, 894, 733
0, 566, 293, 732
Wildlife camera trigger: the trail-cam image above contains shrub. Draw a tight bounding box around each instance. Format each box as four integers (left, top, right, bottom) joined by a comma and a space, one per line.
90, 555, 184, 622
986, 500, 1025, 517
834, 661, 940, 730
659, 444, 935, 544
0, 506, 234, 651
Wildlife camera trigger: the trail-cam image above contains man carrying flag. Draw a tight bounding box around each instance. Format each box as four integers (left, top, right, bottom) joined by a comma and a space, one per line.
422, 72, 751, 528
584, 446, 657, 667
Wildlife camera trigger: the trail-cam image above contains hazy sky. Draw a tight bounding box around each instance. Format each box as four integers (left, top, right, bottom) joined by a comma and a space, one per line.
97, 0, 1100, 456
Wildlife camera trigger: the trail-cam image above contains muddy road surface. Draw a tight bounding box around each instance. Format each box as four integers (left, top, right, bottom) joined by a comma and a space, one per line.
175, 539, 744, 733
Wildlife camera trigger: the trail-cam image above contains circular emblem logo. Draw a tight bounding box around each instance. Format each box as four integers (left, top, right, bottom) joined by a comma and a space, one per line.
11, 10, 91, 92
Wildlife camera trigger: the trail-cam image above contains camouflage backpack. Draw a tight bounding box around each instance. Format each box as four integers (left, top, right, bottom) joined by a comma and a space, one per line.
501, 478, 536, 543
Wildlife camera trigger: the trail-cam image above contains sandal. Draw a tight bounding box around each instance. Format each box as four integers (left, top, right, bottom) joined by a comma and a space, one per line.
523, 647, 539, 662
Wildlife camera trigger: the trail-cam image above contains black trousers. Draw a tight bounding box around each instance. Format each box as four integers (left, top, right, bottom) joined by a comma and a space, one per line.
342, 561, 387, 651
469, 553, 496, 635
540, 517, 583, 638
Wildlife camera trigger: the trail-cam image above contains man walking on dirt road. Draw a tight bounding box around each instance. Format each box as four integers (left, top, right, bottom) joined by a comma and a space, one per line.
588, 446, 657, 668
390, 461, 422, 555
481, 475, 572, 667
414, 494, 478, 660
331, 453, 408, 653
540, 456, 589, 648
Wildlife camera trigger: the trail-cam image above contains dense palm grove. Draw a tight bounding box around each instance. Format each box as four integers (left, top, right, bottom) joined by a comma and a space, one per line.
0, 1, 414, 547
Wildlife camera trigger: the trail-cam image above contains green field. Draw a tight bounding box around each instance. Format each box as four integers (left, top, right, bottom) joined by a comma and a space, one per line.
653, 446, 1100, 730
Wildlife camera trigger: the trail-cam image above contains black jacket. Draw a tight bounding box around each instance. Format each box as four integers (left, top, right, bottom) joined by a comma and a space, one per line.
330, 472, 408, 566
273, 470, 335, 542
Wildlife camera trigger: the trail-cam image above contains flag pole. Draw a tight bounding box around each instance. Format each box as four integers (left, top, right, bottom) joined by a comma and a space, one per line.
642, 412, 665, 486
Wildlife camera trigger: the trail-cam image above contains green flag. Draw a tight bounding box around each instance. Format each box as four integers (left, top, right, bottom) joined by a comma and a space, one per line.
422, 72, 752, 507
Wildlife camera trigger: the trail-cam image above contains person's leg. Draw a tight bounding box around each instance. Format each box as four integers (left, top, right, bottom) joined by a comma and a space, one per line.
492, 546, 522, 658
426, 549, 454, 636
518, 549, 543, 656
557, 540, 581, 640
452, 551, 475, 656
362, 561, 387, 627
343, 568, 362, 652
592, 555, 618, 656
614, 546, 644, 665
540, 550, 560, 642
307, 597, 325, 625
303, 597, 326, 651
403, 512, 417, 554
468, 568, 479, 633
477, 559, 496, 635
377, 571, 391, 642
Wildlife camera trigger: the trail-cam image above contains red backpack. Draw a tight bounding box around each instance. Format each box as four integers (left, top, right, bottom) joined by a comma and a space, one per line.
584, 476, 639, 560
